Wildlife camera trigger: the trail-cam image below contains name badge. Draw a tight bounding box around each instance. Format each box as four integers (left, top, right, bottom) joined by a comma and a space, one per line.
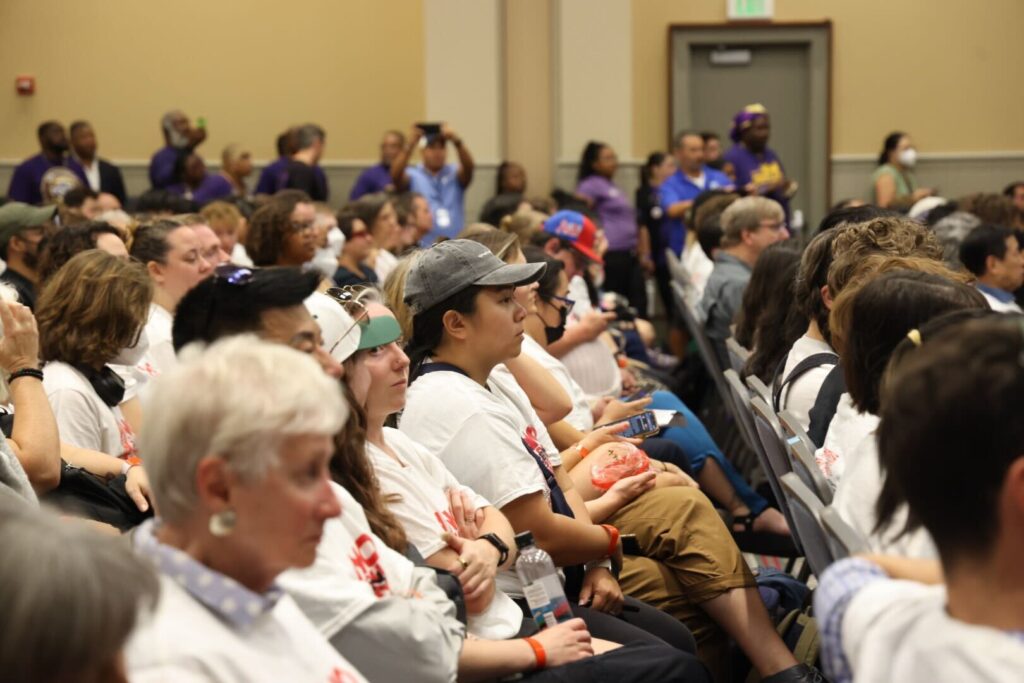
435, 208, 451, 228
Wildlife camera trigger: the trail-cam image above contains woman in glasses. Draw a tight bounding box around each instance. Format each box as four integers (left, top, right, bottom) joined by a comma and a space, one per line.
334, 205, 380, 288
244, 189, 318, 269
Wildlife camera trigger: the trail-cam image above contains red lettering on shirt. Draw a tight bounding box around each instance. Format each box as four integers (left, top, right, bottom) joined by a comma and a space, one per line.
117, 418, 138, 459
328, 666, 361, 683
434, 509, 459, 535
523, 426, 553, 474
348, 533, 391, 598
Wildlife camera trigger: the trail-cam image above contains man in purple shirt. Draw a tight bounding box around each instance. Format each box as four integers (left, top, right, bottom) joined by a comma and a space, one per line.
349, 130, 404, 200
255, 129, 295, 196
6, 121, 71, 206
166, 151, 233, 207
722, 104, 796, 219
284, 124, 329, 202
149, 109, 207, 189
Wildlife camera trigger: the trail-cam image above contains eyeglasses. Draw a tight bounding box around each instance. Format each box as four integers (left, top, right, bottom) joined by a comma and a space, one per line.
324, 287, 369, 354
290, 220, 316, 233
550, 294, 575, 310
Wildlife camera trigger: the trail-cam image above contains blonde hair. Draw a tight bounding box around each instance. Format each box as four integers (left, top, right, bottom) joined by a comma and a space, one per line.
828, 216, 944, 296
500, 209, 547, 247
382, 251, 424, 341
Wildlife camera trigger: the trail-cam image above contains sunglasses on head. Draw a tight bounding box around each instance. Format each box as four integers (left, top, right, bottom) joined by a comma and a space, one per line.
324, 287, 370, 355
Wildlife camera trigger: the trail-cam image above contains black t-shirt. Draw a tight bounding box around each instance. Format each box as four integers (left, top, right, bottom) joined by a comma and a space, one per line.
285, 160, 327, 201
0, 269, 36, 310
333, 263, 378, 288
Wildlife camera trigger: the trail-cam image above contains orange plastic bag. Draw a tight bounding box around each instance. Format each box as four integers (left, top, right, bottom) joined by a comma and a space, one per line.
590, 443, 651, 491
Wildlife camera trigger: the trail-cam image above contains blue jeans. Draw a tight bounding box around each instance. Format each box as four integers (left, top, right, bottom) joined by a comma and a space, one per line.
648, 391, 768, 515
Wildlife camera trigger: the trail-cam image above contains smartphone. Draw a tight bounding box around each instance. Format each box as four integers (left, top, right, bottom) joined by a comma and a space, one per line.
624, 389, 650, 402
601, 410, 660, 439
416, 122, 441, 137
621, 534, 642, 556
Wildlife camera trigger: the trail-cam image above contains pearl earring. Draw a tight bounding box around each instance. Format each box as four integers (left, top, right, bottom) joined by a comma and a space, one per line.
209, 509, 236, 537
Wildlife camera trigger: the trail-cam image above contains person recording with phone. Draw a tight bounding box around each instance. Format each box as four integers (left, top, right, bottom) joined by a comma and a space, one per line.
390, 122, 475, 245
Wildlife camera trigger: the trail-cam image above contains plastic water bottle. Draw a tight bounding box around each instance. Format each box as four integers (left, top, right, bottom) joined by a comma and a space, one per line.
515, 531, 573, 629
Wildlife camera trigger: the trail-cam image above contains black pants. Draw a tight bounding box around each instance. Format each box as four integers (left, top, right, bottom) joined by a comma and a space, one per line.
603, 249, 647, 316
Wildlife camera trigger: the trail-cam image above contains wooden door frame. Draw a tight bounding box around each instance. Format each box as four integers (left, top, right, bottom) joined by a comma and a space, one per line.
667, 21, 833, 219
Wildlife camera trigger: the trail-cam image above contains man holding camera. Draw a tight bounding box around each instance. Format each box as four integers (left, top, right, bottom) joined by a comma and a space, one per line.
391, 122, 475, 244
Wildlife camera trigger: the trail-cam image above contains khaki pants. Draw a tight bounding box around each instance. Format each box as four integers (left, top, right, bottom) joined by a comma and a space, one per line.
609, 486, 755, 680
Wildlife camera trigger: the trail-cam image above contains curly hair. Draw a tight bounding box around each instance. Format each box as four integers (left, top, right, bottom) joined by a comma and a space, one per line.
827, 216, 943, 296
37, 250, 152, 368
243, 190, 311, 266
36, 221, 126, 284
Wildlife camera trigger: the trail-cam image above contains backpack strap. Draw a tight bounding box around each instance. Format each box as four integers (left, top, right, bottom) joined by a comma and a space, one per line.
772, 352, 839, 413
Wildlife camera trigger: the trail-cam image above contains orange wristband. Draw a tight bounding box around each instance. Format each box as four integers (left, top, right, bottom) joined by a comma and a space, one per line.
575, 442, 590, 459
524, 636, 546, 669
616, 355, 628, 368
601, 524, 620, 559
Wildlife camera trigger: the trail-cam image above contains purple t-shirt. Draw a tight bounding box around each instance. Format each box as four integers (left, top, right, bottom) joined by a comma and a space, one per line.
722, 144, 790, 217
149, 145, 183, 189
167, 173, 234, 206
575, 175, 638, 251
6, 154, 64, 205
349, 163, 393, 200
255, 157, 288, 195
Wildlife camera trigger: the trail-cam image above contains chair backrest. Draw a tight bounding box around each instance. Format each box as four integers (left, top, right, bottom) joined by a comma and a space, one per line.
787, 436, 833, 505
673, 281, 733, 410
777, 410, 813, 449
748, 396, 802, 551
746, 375, 772, 405
820, 505, 869, 561
725, 337, 751, 374
780, 472, 835, 577
665, 247, 689, 285
724, 369, 760, 453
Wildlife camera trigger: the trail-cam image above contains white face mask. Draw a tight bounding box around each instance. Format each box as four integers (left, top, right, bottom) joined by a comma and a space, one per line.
898, 148, 917, 168
111, 329, 149, 367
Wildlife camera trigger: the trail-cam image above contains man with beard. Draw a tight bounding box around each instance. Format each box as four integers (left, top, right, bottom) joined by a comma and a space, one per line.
722, 104, 797, 219
67, 120, 127, 205
0, 202, 55, 309
148, 109, 207, 189
6, 122, 72, 205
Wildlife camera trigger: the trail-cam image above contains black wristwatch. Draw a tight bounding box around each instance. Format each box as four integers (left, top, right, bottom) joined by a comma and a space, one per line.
479, 533, 509, 566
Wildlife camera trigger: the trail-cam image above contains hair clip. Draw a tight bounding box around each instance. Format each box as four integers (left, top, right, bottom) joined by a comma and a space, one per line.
906, 329, 922, 347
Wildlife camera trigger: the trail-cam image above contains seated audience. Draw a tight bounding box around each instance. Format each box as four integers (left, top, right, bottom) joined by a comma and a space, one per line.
67, 120, 127, 205
959, 191, 1016, 227
479, 161, 529, 227
285, 123, 328, 201
36, 220, 128, 283
0, 495, 160, 683
736, 243, 803, 382
352, 193, 401, 283
244, 190, 317, 268
817, 315, 1024, 682
0, 202, 54, 309
391, 123, 475, 242
399, 239, 821, 682
200, 200, 252, 265
134, 188, 196, 216
309, 203, 344, 280
699, 196, 788, 368
349, 130, 403, 199
826, 266, 985, 554
6, 121, 71, 206
334, 206, 379, 288
149, 109, 206, 190
958, 223, 1024, 312
872, 131, 933, 210
125, 335, 367, 681
394, 191, 433, 251
59, 186, 101, 224
1004, 180, 1024, 229
167, 151, 234, 206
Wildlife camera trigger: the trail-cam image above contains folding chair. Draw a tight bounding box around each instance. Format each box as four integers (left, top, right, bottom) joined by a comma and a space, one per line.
777, 410, 816, 454
820, 506, 868, 561
780, 473, 835, 577
787, 436, 833, 505
673, 281, 733, 414
748, 396, 802, 552
723, 369, 761, 453
725, 337, 751, 374
745, 375, 772, 405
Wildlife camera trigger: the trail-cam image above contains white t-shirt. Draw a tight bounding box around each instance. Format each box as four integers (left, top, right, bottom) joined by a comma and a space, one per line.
231, 242, 254, 267
519, 334, 594, 431
828, 402, 936, 558
815, 393, 878, 490
42, 360, 137, 458
779, 333, 837, 431
367, 428, 522, 639
374, 249, 399, 284
401, 365, 559, 596
126, 574, 367, 683
557, 276, 622, 399
842, 579, 1024, 682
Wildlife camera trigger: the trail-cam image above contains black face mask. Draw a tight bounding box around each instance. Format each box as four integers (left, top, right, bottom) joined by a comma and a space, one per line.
543, 305, 569, 344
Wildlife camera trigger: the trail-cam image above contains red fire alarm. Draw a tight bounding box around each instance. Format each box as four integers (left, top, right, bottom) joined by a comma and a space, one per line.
15, 76, 35, 95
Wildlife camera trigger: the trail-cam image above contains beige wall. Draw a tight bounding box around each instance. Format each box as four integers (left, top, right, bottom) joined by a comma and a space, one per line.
0, 0, 426, 162
633, 0, 1024, 157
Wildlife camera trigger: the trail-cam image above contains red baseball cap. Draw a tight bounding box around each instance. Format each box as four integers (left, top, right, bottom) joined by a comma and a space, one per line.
542, 211, 603, 265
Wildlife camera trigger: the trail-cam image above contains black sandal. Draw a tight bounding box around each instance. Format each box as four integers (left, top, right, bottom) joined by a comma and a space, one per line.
729, 510, 799, 558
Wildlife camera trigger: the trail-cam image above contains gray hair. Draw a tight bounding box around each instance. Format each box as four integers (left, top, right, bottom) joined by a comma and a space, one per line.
161, 109, 184, 135
720, 196, 785, 247
139, 335, 348, 524
295, 123, 326, 151
931, 211, 981, 270
0, 498, 159, 682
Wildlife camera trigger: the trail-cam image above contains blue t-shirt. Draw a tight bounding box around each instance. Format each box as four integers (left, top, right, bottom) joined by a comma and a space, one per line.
659, 167, 734, 255
406, 163, 464, 244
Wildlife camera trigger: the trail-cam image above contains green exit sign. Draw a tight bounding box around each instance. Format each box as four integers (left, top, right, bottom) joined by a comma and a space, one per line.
728, 0, 774, 20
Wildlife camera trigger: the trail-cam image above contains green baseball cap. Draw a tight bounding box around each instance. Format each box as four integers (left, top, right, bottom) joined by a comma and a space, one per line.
0, 202, 55, 250
356, 315, 403, 351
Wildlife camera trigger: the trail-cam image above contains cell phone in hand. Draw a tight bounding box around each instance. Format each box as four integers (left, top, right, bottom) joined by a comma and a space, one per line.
416, 122, 442, 138
621, 534, 642, 556
599, 410, 660, 439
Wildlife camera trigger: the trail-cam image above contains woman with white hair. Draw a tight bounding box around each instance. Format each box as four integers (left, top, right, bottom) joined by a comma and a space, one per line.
125, 335, 367, 682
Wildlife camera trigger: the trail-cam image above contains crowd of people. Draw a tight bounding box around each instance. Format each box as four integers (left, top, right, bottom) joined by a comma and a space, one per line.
0, 99, 1022, 683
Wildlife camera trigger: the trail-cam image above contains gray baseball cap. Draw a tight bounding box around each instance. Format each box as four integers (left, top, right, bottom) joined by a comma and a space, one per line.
404, 239, 546, 314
